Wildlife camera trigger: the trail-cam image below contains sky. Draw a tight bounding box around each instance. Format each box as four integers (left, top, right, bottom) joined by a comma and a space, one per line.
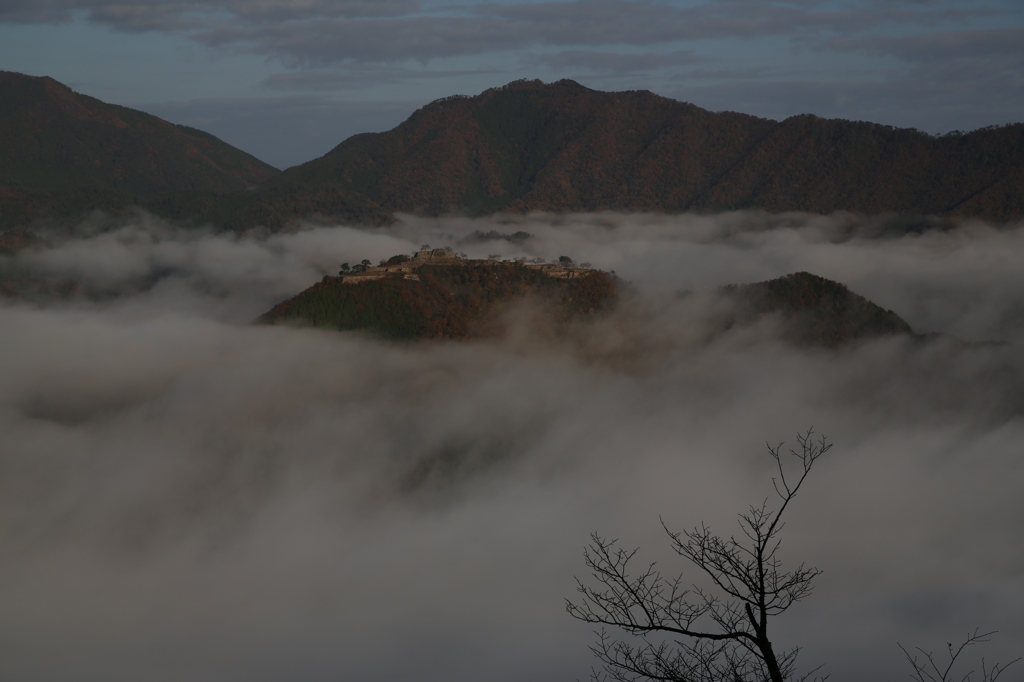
1, 211, 1023, 681
2, 0, 1023, 168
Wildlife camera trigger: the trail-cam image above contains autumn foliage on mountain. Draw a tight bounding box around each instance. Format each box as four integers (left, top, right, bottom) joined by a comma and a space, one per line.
269, 78, 1024, 222
3, 73, 1023, 232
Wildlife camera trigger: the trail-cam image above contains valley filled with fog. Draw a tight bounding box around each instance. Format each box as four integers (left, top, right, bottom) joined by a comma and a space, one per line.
1, 211, 1022, 682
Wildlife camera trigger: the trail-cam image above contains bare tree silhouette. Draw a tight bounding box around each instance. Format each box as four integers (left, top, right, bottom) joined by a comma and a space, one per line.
900, 629, 1019, 682
568, 431, 832, 682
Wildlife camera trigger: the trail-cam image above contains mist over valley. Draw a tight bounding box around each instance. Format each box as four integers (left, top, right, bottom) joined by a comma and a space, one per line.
1, 211, 1022, 681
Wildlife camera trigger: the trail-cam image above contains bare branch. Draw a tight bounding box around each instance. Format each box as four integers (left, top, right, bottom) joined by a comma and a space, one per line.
899, 629, 1020, 682
568, 431, 831, 682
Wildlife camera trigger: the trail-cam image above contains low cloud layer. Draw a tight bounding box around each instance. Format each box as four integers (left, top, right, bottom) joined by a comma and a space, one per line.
2, 212, 1023, 681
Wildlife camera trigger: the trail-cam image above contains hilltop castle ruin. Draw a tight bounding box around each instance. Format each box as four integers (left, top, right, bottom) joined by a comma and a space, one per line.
337, 248, 595, 284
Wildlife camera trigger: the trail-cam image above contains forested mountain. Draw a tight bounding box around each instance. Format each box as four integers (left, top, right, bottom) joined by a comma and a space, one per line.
0, 71, 280, 229
0, 71, 398, 229
0, 71, 276, 197
267, 79, 1024, 221
3, 74, 1022, 233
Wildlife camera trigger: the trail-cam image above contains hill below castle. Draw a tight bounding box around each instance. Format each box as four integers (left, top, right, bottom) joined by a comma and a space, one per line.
259, 248, 618, 340
259, 247, 915, 347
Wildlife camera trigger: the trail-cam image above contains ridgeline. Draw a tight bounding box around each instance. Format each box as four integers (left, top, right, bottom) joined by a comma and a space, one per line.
3, 73, 1022, 233
0, 71, 282, 229
724, 271, 914, 347
268, 79, 1024, 222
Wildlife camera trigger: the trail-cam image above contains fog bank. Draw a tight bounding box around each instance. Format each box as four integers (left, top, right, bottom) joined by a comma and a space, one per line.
1, 212, 1022, 681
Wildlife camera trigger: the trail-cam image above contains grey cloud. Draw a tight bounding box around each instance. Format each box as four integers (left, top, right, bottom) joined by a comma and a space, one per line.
0, 0, 420, 26
669, 65, 1024, 134
190, 2, 818, 67
192, 2, 860, 66
476, 0, 985, 40
675, 65, 775, 80
826, 25, 1024, 62
193, 15, 533, 65
2, 213, 1024, 681
259, 66, 497, 91
803, 26, 1024, 124
222, 0, 422, 21
85, 2, 208, 31
528, 49, 705, 74
0, 0, 209, 28
1, 0, 993, 65
0, 0, 77, 22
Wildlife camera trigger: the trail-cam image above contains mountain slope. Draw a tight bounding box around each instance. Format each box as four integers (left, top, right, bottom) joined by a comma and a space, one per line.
724, 271, 913, 347
0, 71, 396, 230
265, 79, 1024, 221
259, 252, 619, 340
0, 71, 277, 197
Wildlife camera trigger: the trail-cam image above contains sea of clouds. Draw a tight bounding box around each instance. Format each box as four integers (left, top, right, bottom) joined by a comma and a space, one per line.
1, 211, 1022, 682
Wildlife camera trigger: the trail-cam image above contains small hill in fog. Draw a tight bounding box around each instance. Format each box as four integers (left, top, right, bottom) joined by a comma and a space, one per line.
258, 248, 619, 340
723, 271, 914, 347
259, 251, 915, 346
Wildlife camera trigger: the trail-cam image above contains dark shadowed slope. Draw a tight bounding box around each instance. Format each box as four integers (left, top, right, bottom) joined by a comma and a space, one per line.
265, 79, 1024, 221
0, 71, 274, 230
259, 251, 619, 340
724, 272, 914, 347
4, 75, 1021, 232
0, 71, 276, 196
0, 71, 395, 230
259, 250, 912, 347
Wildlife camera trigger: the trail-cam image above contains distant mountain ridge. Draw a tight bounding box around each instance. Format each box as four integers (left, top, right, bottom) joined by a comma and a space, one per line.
0, 71, 284, 228
268, 79, 1024, 222
0, 71, 276, 195
2, 74, 1023, 233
